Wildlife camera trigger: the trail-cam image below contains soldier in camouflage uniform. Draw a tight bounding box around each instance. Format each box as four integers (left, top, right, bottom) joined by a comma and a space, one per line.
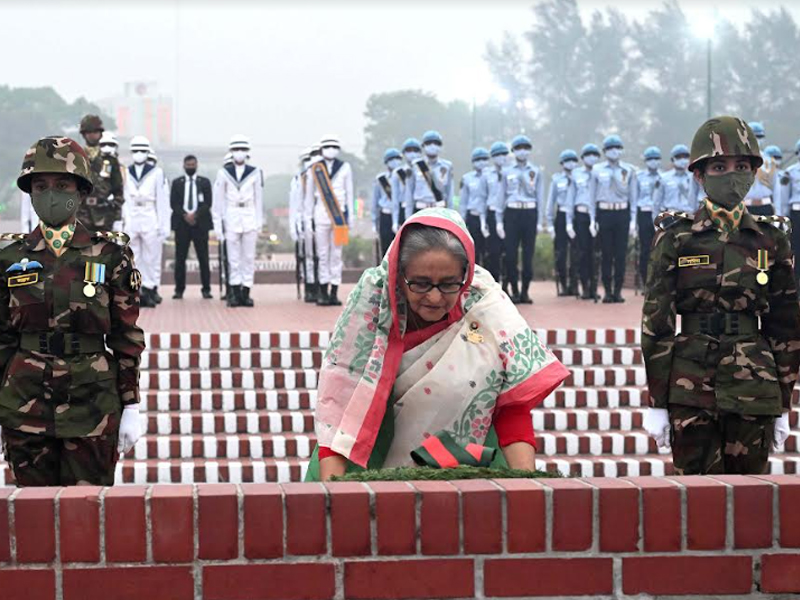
78, 115, 124, 232
642, 116, 799, 475
0, 137, 145, 486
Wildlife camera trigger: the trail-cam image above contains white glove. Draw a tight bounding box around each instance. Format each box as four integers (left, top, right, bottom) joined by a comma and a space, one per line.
159, 230, 170, 243
643, 407, 671, 449
481, 222, 490, 238
392, 222, 399, 234
290, 220, 299, 242
215, 230, 225, 244
112, 220, 124, 232
589, 221, 598, 238
774, 412, 791, 450
372, 224, 378, 236
118, 405, 142, 454
629, 222, 637, 239
496, 222, 506, 240
546, 225, 555, 237
566, 224, 576, 240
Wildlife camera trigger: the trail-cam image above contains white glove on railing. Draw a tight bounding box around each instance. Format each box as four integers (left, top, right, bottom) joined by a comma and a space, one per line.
496, 223, 506, 240
566, 224, 576, 240
118, 405, 142, 454
643, 407, 671, 449
589, 221, 598, 238
774, 412, 791, 450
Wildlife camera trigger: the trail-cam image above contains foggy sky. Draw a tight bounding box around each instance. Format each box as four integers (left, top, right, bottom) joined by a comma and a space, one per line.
2, 0, 795, 173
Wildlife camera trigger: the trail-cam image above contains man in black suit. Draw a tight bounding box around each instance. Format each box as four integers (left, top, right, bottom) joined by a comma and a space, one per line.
171, 155, 213, 299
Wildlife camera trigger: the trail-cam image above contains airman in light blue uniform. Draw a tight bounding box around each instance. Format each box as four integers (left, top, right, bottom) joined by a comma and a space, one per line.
373, 148, 403, 257
633, 146, 662, 286
566, 143, 600, 300
547, 149, 579, 296
459, 147, 491, 264
484, 141, 509, 284
405, 130, 454, 212
780, 139, 800, 280
391, 138, 421, 230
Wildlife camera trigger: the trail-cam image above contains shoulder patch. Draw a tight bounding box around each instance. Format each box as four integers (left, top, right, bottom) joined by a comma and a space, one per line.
0, 233, 26, 242
655, 210, 692, 231
754, 214, 792, 233
93, 231, 130, 246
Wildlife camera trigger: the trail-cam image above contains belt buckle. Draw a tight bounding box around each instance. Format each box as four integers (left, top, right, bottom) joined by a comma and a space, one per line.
49, 332, 65, 356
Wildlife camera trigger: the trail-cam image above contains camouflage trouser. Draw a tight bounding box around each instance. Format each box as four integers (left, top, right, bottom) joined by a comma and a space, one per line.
669, 405, 774, 475
1, 428, 119, 486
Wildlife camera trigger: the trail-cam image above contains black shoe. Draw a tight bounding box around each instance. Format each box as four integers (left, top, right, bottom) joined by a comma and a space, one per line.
173, 290, 184, 300
240, 286, 255, 307
602, 294, 614, 304
152, 287, 163, 304
580, 290, 593, 300
317, 284, 330, 306
202, 290, 213, 299
304, 283, 318, 304
614, 293, 626, 303
227, 285, 241, 307
140, 287, 157, 308
329, 285, 342, 306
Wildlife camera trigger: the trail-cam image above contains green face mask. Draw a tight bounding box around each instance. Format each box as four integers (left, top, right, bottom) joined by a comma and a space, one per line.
31, 189, 80, 227
703, 171, 755, 210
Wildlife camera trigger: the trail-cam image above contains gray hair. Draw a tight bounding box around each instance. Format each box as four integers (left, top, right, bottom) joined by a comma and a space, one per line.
398, 224, 469, 275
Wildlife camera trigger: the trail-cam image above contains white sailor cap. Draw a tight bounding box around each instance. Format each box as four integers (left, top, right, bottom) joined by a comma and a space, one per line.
130, 135, 151, 152
229, 134, 251, 151
319, 135, 340, 149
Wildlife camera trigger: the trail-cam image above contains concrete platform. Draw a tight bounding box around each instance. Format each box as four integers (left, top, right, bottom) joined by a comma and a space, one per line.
139, 281, 644, 334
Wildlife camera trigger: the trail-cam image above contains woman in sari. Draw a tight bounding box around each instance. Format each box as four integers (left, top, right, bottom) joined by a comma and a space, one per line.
306, 208, 570, 481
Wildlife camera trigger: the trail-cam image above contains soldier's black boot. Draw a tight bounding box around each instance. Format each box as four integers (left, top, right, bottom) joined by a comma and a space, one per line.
227, 285, 242, 307
613, 286, 625, 303
329, 285, 342, 306
557, 276, 569, 297
240, 286, 255, 307
519, 280, 533, 304
140, 287, 157, 308
152, 286, 163, 304
304, 282, 318, 303
602, 287, 614, 303
317, 284, 330, 306
509, 282, 521, 304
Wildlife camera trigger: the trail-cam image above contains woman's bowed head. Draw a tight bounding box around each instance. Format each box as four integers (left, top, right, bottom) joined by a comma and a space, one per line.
307, 208, 570, 482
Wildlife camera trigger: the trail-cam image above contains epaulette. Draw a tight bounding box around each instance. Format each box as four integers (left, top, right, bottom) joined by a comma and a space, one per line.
754, 214, 792, 233
655, 211, 692, 231
93, 231, 130, 246
0, 233, 26, 243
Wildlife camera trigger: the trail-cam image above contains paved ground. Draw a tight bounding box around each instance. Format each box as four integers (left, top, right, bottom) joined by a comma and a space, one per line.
139, 282, 644, 333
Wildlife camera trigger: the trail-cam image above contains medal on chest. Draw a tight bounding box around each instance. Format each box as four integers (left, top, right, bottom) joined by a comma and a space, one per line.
756, 249, 769, 285
84, 261, 107, 298
466, 321, 484, 344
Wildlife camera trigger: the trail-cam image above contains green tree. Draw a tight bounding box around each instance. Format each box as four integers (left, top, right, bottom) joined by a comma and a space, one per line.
0, 86, 114, 220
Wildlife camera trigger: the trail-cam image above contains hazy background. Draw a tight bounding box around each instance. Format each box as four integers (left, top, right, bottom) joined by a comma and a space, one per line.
2, 0, 800, 226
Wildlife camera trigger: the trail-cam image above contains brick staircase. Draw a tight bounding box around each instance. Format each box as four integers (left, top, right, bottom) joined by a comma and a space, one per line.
1, 328, 798, 485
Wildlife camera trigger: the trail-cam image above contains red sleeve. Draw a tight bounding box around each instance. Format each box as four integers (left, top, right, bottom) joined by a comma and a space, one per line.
492, 404, 536, 448
317, 446, 342, 460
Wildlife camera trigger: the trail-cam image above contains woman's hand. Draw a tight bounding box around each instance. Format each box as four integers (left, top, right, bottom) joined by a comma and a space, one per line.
320, 454, 348, 481
501, 441, 536, 471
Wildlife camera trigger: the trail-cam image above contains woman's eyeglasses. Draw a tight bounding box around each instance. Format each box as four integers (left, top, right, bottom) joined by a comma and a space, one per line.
403, 276, 464, 295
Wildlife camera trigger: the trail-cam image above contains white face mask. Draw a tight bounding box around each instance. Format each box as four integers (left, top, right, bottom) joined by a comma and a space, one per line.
132, 150, 148, 164
514, 149, 531, 162
232, 150, 247, 164
605, 148, 622, 161
100, 144, 115, 155
404, 151, 420, 163
322, 147, 340, 160
387, 158, 402, 170
673, 158, 690, 170
423, 143, 440, 157
646, 159, 661, 170
583, 154, 600, 167
493, 155, 508, 167
473, 159, 489, 171
563, 160, 578, 171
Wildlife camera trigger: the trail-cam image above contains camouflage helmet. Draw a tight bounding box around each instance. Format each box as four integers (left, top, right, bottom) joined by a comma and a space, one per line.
17, 136, 94, 194
688, 116, 764, 172
79, 114, 104, 134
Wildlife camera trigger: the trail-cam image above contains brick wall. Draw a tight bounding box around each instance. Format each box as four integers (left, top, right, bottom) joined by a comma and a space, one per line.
1, 476, 799, 599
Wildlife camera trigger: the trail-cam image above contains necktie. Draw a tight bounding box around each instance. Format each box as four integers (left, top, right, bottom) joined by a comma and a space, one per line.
188, 178, 196, 213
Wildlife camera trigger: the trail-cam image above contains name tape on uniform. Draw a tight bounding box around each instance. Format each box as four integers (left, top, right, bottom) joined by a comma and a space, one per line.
678, 255, 710, 268
8, 272, 39, 287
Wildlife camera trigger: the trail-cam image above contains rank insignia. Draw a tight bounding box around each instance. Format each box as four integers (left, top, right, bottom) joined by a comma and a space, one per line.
678, 255, 710, 268
129, 269, 142, 291
8, 272, 39, 287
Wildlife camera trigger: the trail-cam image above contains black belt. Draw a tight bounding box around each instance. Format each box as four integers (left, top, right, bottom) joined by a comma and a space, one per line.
20, 332, 106, 356
681, 313, 759, 336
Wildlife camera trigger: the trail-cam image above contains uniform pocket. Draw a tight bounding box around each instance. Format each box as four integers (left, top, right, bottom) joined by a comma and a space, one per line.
69, 280, 111, 332
9, 278, 45, 307
669, 334, 716, 408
